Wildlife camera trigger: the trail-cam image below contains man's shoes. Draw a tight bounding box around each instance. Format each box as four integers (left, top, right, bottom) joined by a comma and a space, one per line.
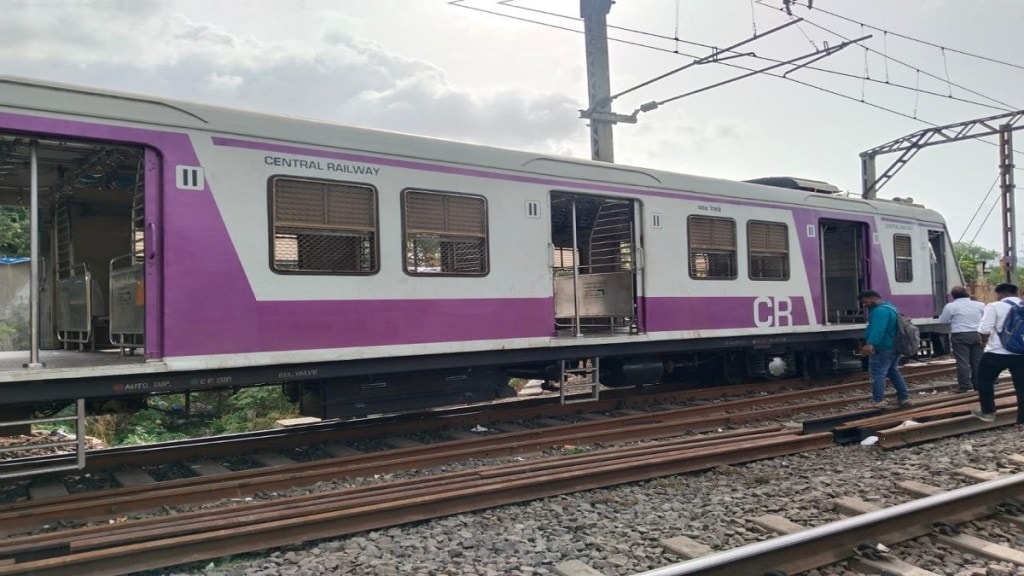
898, 399, 914, 409
949, 386, 973, 393
970, 408, 996, 422
872, 400, 888, 409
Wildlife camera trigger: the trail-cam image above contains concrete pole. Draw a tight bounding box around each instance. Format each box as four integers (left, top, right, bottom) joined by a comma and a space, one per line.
1000, 126, 1017, 284
581, 0, 615, 163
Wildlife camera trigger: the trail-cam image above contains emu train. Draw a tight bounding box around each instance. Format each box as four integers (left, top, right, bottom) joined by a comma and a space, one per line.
0, 76, 959, 420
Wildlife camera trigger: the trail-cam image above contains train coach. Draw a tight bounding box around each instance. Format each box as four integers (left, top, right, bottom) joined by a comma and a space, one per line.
0, 76, 959, 421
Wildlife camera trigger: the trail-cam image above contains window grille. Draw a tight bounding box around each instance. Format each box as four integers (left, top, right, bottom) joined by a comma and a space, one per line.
271, 177, 377, 274
894, 234, 913, 282
748, 221, 790, 280
688, 216, 737, 280
404, 190, 488, 275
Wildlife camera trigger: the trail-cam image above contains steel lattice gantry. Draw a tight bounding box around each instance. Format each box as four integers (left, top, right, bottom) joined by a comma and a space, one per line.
860, 109, 1024, 283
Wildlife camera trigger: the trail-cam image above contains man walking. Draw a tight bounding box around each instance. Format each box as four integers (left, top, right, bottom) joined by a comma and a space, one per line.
937, 286, 985, 392
858, 290, 913, 409
972, 283, 1024, 422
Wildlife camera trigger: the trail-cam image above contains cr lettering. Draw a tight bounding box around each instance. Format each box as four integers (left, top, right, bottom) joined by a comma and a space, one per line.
754, 296, 793, 328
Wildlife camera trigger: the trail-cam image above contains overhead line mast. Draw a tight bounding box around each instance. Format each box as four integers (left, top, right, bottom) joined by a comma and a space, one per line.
861, 109, 1024, 283
579, 0, 629, 163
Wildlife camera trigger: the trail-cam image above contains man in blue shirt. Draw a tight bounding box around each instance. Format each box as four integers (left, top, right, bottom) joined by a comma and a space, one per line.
858, 290, 912, 409
937, 285, 985, 392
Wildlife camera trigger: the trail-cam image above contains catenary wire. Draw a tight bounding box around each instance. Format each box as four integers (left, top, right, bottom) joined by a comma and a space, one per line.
450, 1, 1024, 169
958, 176, 999, 243
788, 1, 1024, 73
754, 1, 1019, 111
496, 0, 1015, 114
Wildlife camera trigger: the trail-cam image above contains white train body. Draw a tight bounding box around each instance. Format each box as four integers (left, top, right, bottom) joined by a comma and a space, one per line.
0, 77, 959, 416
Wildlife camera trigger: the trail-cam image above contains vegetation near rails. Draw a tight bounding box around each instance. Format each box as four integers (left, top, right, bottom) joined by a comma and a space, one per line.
49, 387, 299, 446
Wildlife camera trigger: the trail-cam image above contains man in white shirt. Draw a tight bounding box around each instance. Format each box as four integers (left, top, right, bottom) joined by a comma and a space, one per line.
973, 282, 1024, 422
937, 285, 985, 392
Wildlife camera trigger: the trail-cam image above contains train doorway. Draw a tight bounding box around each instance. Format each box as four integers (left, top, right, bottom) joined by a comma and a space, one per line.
929, 230, 949, 316
0, 134, 147, 358
819, 219, 869, 325
549, 192, 640, 336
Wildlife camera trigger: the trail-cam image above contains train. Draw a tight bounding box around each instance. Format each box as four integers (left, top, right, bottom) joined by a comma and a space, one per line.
0, 76, 959, 422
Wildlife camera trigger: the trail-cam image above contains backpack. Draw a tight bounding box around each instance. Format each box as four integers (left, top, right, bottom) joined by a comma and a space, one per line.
997, 300, 1024, 354
883, 303, 920, 357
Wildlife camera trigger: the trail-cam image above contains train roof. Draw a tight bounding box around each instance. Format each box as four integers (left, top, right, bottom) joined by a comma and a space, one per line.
0, 75, 946, 225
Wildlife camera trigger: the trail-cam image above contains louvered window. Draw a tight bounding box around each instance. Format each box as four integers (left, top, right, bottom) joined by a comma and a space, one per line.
688, 216, 737, 280
271, 177, 378, 274
894, 234, 913, 282
404, 190, 488, 275
748, 221, 790, 281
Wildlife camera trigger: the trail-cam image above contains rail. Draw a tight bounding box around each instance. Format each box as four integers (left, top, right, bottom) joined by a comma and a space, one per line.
0, 399, 86, 480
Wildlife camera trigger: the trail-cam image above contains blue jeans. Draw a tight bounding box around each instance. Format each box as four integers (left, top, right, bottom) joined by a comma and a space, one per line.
868, 348, 910, 403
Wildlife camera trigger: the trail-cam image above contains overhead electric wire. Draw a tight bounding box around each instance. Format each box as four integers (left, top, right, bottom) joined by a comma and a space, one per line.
753, 0, 1018, 111
958, 176, 999, 243
447, 1, 685, 54
787, 1, 1024, 73
967, 192, 1002, 247
490, 0, 1013, 114
608, 18, 802, 103
450, 1, 1024, 166
455, 1, 1004, 121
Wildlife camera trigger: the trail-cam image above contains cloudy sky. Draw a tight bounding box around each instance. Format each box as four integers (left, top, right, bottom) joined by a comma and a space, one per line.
4, 0, 1022, 253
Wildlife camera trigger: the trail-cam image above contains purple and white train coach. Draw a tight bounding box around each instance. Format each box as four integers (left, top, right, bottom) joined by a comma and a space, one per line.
0, 77, 959, 419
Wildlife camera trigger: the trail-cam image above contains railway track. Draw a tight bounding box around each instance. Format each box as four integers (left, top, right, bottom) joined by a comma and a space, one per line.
0, 364, 962, 514
0, 362, 956, 479
0, 362, 1013, 574
596, 466, 1024, 576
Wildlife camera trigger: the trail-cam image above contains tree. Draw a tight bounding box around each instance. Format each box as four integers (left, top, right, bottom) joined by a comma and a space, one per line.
953, 242, 999, 284
0, 207, 30, 258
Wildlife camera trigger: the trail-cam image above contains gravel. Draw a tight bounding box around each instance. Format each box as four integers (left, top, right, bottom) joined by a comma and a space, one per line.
158, 398, 1024, 575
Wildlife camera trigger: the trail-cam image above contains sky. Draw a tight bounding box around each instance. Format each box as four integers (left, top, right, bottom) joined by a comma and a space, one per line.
3, 0, 1023, 254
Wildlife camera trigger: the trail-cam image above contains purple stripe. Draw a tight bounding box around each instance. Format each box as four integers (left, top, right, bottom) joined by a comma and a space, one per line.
0, 112, 212, 359
644, 296, 811, 331
169, 298, 554, 357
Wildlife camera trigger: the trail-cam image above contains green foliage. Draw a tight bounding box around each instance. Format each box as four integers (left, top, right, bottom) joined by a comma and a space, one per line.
0, 313, 29, 350
207, 386, 299, 434
44, 387, 299, 446
0, 206, 29, 258
106, 411, 190, 446
953, 242, 999, 284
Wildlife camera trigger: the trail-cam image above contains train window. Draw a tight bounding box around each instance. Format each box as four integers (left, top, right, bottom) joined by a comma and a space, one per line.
403, 190, 488, 276
894, 234, 913, 282
747, 221, 790, 281
688, 216, 737, 280
270, 177, 378, 274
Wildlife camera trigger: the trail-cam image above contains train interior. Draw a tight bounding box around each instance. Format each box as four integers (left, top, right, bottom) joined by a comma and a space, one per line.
549, 191, 638, 336
0, 133, 146, 374
820, 219, 868, 324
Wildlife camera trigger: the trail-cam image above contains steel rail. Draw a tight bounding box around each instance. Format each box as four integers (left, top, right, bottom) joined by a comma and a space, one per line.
2, 427, 797, 559
0, 432, 835, 575
0, 367, 957, 536
0, 364, 955, 475
631, 473, 1024, 576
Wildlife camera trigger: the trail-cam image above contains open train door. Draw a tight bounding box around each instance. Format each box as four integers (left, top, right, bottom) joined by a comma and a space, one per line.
928, 230, 950, 316
0, 135, 151, 361
819, 219, 870, 325
549, 192, 640, 337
